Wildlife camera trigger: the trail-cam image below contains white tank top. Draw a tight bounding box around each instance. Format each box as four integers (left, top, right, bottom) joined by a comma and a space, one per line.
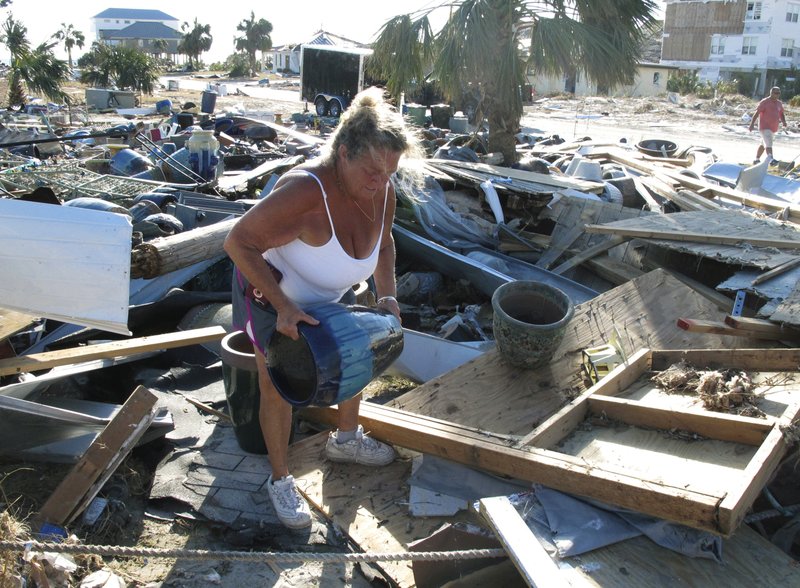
264, 170, 389, 306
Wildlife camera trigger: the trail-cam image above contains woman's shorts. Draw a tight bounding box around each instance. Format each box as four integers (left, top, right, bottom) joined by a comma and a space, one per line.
231, 265, 356, 356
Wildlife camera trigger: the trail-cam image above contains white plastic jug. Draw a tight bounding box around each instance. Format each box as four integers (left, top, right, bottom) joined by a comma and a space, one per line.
186, 130, 221, 181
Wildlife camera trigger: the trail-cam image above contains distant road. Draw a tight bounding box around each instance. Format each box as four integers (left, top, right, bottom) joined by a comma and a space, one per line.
160, 75, 302, 103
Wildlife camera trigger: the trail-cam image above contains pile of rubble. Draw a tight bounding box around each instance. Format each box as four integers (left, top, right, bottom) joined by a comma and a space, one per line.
2, 93, 800, 587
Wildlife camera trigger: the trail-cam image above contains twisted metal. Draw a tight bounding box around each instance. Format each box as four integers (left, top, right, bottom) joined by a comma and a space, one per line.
0, 541, 506, 564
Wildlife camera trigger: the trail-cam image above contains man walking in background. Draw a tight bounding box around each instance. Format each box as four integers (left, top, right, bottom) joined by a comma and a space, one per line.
749, 86, 787, 163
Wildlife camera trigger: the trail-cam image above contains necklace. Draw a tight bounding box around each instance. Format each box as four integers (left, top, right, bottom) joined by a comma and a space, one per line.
334, 160, 376, 222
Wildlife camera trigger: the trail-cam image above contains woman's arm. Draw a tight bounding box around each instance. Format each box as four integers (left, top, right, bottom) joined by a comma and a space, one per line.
223, 175, 321, 338
373, 184, 400, 319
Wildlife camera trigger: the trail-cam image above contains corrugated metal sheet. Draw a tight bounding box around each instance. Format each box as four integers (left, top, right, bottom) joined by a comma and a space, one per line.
0, 199, 132, 335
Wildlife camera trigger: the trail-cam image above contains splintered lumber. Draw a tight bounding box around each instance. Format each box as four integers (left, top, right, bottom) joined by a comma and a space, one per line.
36, 385, 157, 526
427, 158, 605, 194
583, 209, 800, 253
130, 218, 235, 279
550, 235, 626, 275
591, 148, 800, 222
0, 326, 226, 376
724, 315, 800, 340
0, 308, 37, 343
479, 496, 570, 588
752, 257, 800, 285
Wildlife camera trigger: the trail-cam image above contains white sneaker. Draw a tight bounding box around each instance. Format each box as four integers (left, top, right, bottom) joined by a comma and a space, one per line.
266, 474, 312, 529
325, 425, 396, 466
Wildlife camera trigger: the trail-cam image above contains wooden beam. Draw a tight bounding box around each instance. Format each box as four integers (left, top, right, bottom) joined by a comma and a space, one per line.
584, 224, 800, 250
677, 318, 787, 340
587, 396, 771, 446
752, 257, 800, 286
35, 385, 157, 527
302, 401, 727, 535
0, 326, 227, 376
724, 316, 800, 340
0, 308, 37, 344
551, 235, 627, 275
479, 496, 571, 588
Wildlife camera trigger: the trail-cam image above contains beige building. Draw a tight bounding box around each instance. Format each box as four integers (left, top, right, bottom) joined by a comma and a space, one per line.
528, 63, 678, 98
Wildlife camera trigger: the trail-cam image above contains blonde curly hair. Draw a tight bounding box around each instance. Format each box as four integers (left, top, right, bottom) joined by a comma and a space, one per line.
321, 87, 426, 195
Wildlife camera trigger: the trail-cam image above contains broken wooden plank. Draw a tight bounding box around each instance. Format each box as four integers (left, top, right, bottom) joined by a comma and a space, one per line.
586, 225, 800, 250
36, 385, 157, 526
303, 401, 727, 534
724, 316, 800, 340
592, 148, 800, 223
479, 496, 570, 588
535, 225, 583, 269
550, 235, 627, 275
0, 326, 227, 376
752, 257, 800, 285
0, 308, 37, 344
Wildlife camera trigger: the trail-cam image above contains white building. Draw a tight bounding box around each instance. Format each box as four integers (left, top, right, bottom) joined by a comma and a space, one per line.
660, 0, 800, 94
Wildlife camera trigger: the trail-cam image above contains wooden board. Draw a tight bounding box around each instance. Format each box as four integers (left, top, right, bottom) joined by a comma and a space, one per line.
288, 432, 473, 588
336, 347, 798, 535
36, 385, 157, 526
480, 496, 570, 588
0, 307, 37, 343
584, 210, 800, 265
388, 269, 766, 436
770, 280, 800, 327
0, 326, 227, 376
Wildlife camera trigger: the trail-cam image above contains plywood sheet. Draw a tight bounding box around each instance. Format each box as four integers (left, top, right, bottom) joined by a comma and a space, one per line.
587, 210, 800, 269
390, 269, 768, 435
769, 280, 800, 326
288, 434, 472, 588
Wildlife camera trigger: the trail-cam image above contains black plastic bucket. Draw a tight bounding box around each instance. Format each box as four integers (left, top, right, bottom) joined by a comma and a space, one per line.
201, 90, 218, 115
636, 139, 678, 158
221, 330, 267, 454
267, 303, 404, 407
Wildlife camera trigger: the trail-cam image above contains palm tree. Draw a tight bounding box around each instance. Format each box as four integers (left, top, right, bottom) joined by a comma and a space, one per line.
178, 19, 212, 70
79, 42, 160, 94
369, 0, 657, 164
152, 38, 169, 60
0, 15, 68, 108
235, 11, 272, 77
53, 23, 85, 70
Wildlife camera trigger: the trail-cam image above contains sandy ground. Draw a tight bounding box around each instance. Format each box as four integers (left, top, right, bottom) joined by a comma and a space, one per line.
3, 76, 800, 587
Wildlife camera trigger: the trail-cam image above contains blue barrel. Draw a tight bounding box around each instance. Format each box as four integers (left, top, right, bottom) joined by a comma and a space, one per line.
155, 99, 172, 115
201, 90, 218, 114
267, 303, 404, 407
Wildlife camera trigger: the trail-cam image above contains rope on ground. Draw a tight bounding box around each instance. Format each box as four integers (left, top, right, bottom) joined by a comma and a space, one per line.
0, 541, 506, 563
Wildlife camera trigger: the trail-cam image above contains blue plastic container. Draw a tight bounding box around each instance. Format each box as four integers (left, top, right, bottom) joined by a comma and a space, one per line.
156, 99, 172, 115
267, 303, 404, 407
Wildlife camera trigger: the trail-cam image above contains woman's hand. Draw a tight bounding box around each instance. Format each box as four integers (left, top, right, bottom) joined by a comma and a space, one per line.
275, 303, 319, 340
377, 295, 401, 321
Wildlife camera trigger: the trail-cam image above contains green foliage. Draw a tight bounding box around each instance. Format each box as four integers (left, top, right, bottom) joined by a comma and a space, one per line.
217, 53, 250, 77
79, 43, 160, 94
0, 15, 69, 107
179, 19, 213, 70
235, 11, 272, 77
666, 69, 700, 95
790, 95, 800, 107
774, 67, 800, 102
52, 23, 85, 69
370, 0, 658, 165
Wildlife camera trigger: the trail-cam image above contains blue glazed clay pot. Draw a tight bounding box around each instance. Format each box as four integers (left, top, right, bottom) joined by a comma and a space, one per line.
266, 303, 404, 407
491, 281, 574, 370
